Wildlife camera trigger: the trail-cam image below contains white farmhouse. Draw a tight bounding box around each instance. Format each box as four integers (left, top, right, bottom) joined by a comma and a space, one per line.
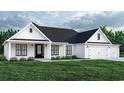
3, 22, 120, 60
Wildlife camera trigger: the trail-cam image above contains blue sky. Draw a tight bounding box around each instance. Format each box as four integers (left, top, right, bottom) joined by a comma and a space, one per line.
0, 11, 124, 31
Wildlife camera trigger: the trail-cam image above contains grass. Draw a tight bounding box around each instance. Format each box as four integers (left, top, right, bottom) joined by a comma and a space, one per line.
0, 60, 124, 81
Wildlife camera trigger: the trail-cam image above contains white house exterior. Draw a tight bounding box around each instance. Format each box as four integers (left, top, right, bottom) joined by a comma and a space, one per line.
3, 22, 120, 60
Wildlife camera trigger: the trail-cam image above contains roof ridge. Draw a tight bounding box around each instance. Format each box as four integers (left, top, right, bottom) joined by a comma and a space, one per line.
32, 22, 75, 31
79, 28, 99, 33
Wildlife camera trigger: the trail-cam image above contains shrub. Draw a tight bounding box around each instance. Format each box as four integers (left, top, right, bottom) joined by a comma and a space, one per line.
72, 55, 78, 59
0, 55, 6, 61
51, 56, 61, 60
10, 57, 18, 61
56, 56, 61, 60
27, 57, 34, 61
65, 56, 72, 59
51, 57, 56, 60
61, 56, 66, 59
51, 55, 79, 60
20, 57, 27, 61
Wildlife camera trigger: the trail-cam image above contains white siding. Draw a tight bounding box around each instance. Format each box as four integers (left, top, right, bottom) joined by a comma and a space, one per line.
4, 43, 9, 60
73, 44, 85, 58
44, 44, 48, 59
45, 43, 51, 59
11, 24, 48, 40
87, 29, 110, 43
59, 44, 66, 57
109, 45, 119, 58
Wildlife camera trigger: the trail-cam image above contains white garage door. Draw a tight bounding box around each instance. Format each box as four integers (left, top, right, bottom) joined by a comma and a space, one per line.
88, 46, 108, 59
110, 46, 119, 58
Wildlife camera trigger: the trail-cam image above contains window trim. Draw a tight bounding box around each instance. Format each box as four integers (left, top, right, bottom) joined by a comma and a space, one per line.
16, 44, 27, 56
29, 28, 32, 33
66, 45, 72, 55
97, 33, 100, 40
51, 45, 59, 56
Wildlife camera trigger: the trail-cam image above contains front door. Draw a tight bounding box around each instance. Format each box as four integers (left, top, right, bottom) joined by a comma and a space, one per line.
35, 44, 44, 58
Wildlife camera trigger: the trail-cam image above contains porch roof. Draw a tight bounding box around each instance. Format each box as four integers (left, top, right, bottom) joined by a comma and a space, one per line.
6, 39, 51, 44
10, 38, 49, 41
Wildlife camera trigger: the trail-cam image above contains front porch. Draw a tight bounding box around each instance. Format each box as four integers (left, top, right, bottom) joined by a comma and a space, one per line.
4, 39, 73, 61
5, 40, 52, 60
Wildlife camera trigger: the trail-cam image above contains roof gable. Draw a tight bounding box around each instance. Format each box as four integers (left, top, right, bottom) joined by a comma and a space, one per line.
7, 23, 50, 42
86, 28, 112, 44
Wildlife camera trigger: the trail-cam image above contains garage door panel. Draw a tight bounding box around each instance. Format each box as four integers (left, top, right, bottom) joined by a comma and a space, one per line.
87, 45, 119, 59
110, 47, 118, 58
88, 46, 108, 59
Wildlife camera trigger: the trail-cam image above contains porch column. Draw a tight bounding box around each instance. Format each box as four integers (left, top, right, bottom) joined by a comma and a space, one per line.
63, 44, 66, 57
8, 42, 11, 60
47, 43, 51, 59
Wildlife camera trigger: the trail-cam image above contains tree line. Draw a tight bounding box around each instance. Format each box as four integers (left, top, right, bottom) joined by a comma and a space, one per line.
0, 29, 18, 54
100, 26, 124, 51
0, 26, 124, 54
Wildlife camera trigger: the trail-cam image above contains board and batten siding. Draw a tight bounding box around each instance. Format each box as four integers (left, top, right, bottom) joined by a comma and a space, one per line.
73, 44, 85, 58
87, 29, 110, 43
4, 43, 9, 60
12, 24, 47, 40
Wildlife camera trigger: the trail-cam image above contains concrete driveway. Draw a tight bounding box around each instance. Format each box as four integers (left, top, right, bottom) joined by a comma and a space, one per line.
105, 57, 124, 62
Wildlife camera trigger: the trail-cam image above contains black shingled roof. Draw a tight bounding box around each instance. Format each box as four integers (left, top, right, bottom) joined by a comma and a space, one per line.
67, 28, 99, 43
32, 22, 98, 44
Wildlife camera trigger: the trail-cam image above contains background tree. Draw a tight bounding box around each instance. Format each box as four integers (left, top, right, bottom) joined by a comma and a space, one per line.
100, 26, 124, 52
0, 29, 18, 54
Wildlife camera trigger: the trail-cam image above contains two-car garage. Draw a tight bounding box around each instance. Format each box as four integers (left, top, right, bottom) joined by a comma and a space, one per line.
72, 28, 120, 59
86, 44, 120, 59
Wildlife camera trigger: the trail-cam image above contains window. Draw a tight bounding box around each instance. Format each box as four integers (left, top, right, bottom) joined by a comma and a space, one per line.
29, 28, 32, 33
16, 44, 27, 56
97, 33, 100, 40
66, 45, 72, 55
51, 45, 59, 56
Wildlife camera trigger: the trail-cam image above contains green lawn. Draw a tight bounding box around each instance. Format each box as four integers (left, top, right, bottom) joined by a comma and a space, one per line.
0, 60, 124, 81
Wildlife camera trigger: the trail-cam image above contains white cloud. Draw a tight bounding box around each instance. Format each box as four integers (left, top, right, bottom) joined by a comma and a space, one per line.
64, 11, 124, 31
68, 11, 106, 21
46, 11, 60, 17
